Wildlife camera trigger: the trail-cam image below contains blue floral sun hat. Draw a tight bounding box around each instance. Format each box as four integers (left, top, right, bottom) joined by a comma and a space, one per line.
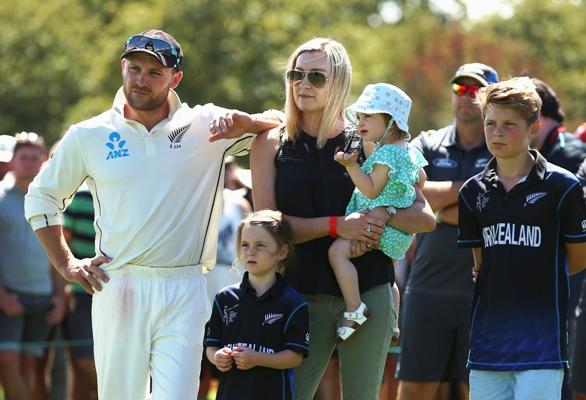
346, 83, 412, 133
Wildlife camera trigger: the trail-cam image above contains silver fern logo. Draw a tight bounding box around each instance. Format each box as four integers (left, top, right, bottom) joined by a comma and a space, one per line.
262, 313, 284, 326
168, 123, 191, 149
524, 192, 547, 207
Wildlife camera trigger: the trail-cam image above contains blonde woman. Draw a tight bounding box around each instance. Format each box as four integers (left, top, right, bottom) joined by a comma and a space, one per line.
211, 38, 435, 399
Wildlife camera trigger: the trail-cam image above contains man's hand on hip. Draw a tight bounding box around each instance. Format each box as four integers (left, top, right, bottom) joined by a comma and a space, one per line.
63, 256, 111, 295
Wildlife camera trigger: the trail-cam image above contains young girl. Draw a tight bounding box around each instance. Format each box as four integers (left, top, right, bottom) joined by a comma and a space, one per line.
329, 83, 427, 341
204, 210, 309, 400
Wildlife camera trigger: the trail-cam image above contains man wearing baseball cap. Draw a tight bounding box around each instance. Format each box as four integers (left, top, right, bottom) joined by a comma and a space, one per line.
528, 78, 586, 400
24, 29, 279, 399
396, 63, 498, 400
0, 134, 16, 181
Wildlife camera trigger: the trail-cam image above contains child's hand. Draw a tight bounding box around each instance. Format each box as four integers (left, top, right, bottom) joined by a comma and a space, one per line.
334, 150, 359, 167
232, 347, 258, 370
214, 347, 234, 372
349, 240, 371, 257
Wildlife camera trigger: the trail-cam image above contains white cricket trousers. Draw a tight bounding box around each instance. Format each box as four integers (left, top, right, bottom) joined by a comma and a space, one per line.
91, 264, 211, 400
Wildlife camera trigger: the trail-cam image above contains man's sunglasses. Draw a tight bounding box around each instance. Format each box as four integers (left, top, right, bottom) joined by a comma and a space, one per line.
452, 83, 481, 97
124, 35, 182, 70
286, 70, 328, 88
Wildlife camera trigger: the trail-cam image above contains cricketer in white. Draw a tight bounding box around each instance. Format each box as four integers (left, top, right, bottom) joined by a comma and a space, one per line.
24, 29, 278, 400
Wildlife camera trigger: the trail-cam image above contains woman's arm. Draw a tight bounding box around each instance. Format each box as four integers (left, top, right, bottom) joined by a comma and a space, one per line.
251, 130, 385, 245
250, 129, 279, 210
368, 187, 436, 234
285, 213, 384, 245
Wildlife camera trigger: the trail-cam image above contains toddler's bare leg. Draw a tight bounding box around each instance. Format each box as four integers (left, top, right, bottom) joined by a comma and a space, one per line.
328, 238, 362, 312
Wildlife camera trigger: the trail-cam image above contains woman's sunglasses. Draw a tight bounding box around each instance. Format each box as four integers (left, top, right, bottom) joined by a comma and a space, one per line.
286, 70, 328, 88
452, 83, 481, 97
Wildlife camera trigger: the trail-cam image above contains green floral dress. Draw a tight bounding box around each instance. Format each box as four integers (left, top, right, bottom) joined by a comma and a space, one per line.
346, 143, 427, 259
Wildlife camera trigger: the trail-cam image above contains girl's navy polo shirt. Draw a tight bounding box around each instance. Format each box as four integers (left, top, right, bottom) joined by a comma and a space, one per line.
205, 272, 309, 400
458, 150, 586, 371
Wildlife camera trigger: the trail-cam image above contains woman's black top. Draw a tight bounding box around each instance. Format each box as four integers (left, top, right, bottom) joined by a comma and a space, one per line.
274, 128, 393, 296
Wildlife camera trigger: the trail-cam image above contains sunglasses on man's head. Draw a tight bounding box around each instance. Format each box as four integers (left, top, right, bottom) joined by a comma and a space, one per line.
452, 83, 481, 97
286, 70, 328, 88
124, 35, 182, 70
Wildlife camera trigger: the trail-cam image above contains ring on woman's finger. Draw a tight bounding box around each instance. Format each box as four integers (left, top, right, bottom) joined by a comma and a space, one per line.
366, 243, 372, 249
366, 223, 371, 233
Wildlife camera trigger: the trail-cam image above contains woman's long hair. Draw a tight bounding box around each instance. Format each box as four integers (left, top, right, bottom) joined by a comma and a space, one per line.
284, 38, 352, 149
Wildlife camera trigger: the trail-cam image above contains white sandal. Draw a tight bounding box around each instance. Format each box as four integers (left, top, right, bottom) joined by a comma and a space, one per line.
336, 302, 370, 342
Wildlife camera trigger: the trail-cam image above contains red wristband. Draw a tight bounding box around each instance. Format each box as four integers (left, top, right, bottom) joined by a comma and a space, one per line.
329, 216, 337, 238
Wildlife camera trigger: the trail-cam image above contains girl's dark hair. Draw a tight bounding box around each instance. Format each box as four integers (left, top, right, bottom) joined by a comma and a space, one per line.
235, 210, 295, 273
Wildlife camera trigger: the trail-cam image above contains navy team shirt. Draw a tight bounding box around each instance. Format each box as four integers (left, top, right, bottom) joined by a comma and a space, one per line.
458, 150, 586, 371
205, 272, 309, 400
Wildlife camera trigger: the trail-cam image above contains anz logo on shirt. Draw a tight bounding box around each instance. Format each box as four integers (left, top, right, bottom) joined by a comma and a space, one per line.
105, 132, 130, 160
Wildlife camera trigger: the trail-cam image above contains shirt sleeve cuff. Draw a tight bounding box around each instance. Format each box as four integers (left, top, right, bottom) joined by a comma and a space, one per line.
29, 214, 63, 231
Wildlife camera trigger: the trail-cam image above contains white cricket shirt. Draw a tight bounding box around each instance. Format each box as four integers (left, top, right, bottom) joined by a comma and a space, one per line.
25, 88, 252, 271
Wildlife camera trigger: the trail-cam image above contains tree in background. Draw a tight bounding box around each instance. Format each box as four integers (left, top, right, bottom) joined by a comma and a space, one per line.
478, 0, 586, 130
0, 0, 584, 144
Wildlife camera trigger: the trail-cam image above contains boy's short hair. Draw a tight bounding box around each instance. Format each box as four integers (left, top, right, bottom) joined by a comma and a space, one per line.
476, 77, 542, 125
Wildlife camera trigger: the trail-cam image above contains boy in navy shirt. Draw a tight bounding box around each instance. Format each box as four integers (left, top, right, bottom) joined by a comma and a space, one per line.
458, 77, 586, 399
205, 210, 309, 400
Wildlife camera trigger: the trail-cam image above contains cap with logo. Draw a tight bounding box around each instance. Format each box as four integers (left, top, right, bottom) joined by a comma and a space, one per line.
451, 63, 499, 87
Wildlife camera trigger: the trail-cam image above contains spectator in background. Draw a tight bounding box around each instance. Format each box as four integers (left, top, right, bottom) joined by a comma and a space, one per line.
572, 159, 586, 400
530, 77, 586, 400
204, 157, 251, 304
224, 155, 254, 207
530, 78, 586, 174
575, 281, 586, 400
578, 159, 586, 191
574, 121, 586, 143
0, 133, 66, 400
0, 134, 15, 181
62, 186, 98, 399
397, 63, 499, 400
